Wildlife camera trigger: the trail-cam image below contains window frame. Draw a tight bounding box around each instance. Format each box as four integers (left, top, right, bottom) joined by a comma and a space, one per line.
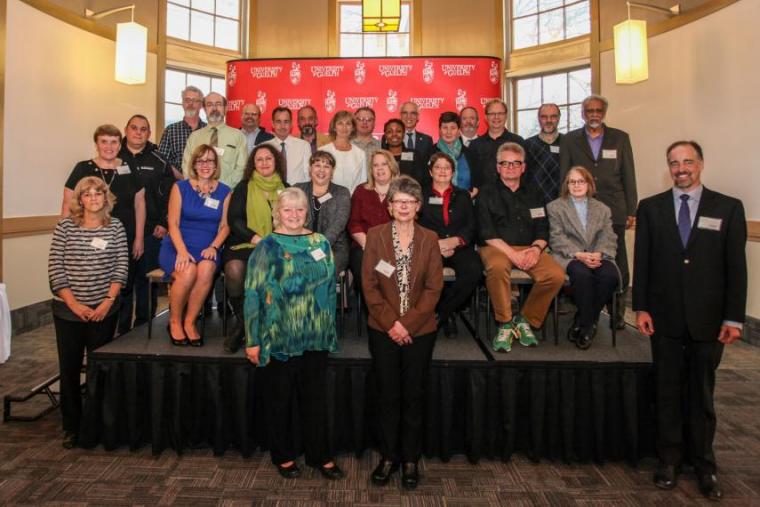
166, 0, 245, 54
510, 0, 590, 52
337, 0, 412, 57
163, 67, 227, 127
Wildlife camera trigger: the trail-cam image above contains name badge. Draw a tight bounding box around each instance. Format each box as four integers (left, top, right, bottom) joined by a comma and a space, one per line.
549, 145, 560, 154
401, 152, 414, 161
428, 196, 443, 205
317, 193, 333, 204
529, 207, 546, 219
602, 149, 617, 159
697, 216, 722, 231
375, 259, 395, 278
117, 165, 131, 175
310, 248, 327, 261
139, 166, 154, 171
213, 146, 225, 157
204, 197, 220, 210
90, 238, 108, 250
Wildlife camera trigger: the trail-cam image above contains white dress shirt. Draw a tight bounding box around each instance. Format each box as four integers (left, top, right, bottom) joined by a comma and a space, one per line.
266, 135, 312, 185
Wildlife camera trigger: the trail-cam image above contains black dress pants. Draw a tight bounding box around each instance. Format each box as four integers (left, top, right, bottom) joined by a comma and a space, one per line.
651, 331, 724, 474
566, 259, 619, 328
258, 351, 332, 467
438, 248, 482, 322
368, 327, 436, 463
53, 313, 119, 435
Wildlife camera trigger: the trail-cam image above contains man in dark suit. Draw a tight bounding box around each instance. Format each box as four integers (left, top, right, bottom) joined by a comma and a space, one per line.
400, 101, 434, 164
240, 103, 273, 155
633, 140, 747, 501
560, 95, 637, 329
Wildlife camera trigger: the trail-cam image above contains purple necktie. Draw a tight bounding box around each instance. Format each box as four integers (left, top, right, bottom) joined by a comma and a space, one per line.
678, 194, 691, 247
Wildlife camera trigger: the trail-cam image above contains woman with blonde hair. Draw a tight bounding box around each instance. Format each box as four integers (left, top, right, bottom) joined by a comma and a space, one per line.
244, 187, 343, 480
320, 110, 367, 193
159, 143, 231, 346
49, 176, 129, 449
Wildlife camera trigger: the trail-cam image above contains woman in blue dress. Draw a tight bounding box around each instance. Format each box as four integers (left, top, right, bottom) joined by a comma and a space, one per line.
159, 144, 231, 346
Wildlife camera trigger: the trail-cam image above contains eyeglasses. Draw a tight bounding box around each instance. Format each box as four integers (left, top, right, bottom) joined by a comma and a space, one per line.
196, 159, 217, 166
584, 108, 604, 114
497, 160, 524, 168
391, 199, 418, 207
568, 179, 588, 186
205, 102, 224, 108
356, 117, 374, 122
400, 111, 418, 117
486, 111, 507, 117
182, 97, 202, 104
82, 191, 105, 199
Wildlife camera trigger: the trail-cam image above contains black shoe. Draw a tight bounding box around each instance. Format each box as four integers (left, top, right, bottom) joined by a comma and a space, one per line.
442, 316, 455, 338
613, 312, 626, 330
167, 325, 188, 346
697, 473, 722, 501
653, 464, 678, 490
276, 461, 301, 479
315, 462, 345, 480
401, 462, 419, 490
223, 332, 243, 353
62, 431, 78, 449
449, 315, 459, 337
576, 324, 596, 350
371, 459, 399, 486
188, 337, 204, 347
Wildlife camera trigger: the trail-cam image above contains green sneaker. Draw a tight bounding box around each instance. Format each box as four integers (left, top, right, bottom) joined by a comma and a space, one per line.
513, 315, 538, 347
492, 323, 516, 353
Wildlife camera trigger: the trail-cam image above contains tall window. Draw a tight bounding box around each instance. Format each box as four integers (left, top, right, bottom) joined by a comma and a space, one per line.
514, 67, 591, 138
167, 0, 241, 51
512, 0, 590, 50
164, 68, 226, 126
339, 1, 411, 57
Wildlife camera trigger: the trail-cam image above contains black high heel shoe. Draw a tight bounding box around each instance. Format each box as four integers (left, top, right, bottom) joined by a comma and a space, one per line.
167, 325, 188, 346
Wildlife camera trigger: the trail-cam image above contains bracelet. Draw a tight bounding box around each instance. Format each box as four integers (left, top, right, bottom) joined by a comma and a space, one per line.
531, 243, 544, 253
209, 245, 218, 250
105, 295, 116, 301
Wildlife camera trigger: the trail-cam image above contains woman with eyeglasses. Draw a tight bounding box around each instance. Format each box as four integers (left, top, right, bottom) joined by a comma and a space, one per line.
159, 144, 231, 346
49, 176, 129, 449
547, 166, 619, 350
221, 143, 286, 353
362, 175, 443, 490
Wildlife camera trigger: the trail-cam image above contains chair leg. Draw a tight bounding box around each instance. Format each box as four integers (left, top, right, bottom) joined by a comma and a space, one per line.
356, 288, 362, 338
222, 275, 228, 336
200, 301, 207, 339
611, 292, 617, 347
486, 290, 492, 340
147, 281, 153, 340
553, 295, 559, 346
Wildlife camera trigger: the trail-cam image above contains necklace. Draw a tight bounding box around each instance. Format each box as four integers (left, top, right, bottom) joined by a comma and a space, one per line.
96, 166, 117, 189
194, 180, 213, 200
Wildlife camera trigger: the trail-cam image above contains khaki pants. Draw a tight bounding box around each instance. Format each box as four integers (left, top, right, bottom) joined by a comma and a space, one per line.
479, 245, 565, 328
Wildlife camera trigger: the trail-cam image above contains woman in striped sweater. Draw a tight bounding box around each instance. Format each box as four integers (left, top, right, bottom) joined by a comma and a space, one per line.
48, 176, 129, 449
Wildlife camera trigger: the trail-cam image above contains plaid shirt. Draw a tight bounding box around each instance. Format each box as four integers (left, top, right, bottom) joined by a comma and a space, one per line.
524, 133, 563, 203
157, 118, 206, 172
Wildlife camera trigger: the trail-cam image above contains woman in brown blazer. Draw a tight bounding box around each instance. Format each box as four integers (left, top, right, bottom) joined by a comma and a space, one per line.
362, 175, 443, 490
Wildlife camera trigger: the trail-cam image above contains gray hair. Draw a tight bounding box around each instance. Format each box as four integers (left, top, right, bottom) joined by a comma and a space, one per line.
582, 94, 609, 113
182, 85, 204, 99
387, 175, 422, 204
272, 187, 308, 228
496, 141, 525, 160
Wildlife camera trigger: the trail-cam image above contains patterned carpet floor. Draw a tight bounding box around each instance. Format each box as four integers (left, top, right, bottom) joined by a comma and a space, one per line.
1, 315, 760, 505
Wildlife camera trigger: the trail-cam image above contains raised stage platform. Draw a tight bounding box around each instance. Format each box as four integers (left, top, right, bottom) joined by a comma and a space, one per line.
78, 307, 655, 464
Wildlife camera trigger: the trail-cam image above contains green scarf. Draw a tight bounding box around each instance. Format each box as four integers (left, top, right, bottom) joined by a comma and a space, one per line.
232, 171, 284, 250
436, 138, 463, 172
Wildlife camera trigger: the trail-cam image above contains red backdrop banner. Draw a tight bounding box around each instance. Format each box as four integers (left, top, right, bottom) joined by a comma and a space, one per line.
225, 57, 501, 137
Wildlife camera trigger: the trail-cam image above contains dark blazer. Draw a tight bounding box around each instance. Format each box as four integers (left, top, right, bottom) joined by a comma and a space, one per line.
559, 125, 637, 225
393, 148, 429, 187
295, 181, 351, 274
418, 185, 476, 245
632, 187, 747, 342
253, 129, 274, 146
409, 130, 434, 164
225, 178, 285, 247
546, 196, 617, 271
431, 143, 481, 190
362, 221, 443, 337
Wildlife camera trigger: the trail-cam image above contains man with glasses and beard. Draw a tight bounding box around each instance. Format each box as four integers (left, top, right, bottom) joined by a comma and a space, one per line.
297, 105, 331, 153
159, 85, 206, 180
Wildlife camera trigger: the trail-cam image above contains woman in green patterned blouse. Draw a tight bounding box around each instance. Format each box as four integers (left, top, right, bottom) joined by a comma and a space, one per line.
243, 187, 343, 481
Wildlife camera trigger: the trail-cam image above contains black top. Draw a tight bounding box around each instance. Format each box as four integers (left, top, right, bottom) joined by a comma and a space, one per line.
418, 185, 476, 246
119, 141, 175, 234
65, 160, 144, 244
392, 148, 429, 187
225, 179, 288, 247
469, 130, 526, 187
430, 143, 482, 190
476, 180, 548, 247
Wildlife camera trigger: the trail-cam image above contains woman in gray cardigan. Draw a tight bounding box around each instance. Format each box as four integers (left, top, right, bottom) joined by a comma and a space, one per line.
547, 166, 619, 349
295, 151, 351, 275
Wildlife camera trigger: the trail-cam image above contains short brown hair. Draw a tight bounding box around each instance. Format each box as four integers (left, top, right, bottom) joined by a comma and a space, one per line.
93, 124, 122, 143
69, 176, 116, 226
560, 165, 596, 198
187, 144, 220, 180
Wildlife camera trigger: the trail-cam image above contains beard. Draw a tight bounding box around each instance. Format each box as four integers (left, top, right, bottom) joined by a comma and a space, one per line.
300, 124, 315, 136
185, 109, 198, 118
207, 111, 224, 123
